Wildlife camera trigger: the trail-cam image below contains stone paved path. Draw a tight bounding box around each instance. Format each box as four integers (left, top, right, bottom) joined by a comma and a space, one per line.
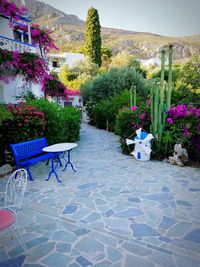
0, 123, 200, 267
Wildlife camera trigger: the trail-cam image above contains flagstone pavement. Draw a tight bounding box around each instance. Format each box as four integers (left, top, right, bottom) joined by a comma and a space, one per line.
0, 123, 200, 267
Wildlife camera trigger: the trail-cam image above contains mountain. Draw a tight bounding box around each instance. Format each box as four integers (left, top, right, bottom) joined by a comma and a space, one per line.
12, 0, 200, 60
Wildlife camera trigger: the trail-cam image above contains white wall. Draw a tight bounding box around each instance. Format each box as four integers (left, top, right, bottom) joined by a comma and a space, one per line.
0, 78, 24, 103
0, 78, 44, 103
0, 16, 13, 39
48, 52, 85, 70
30, 83, 44, 98
54, 95, 83, 108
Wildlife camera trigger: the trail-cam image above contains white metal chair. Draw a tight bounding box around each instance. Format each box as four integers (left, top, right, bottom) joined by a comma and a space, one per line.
0, 168, 27, 251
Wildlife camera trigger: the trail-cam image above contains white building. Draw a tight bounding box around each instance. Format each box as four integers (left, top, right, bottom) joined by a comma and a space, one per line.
54, 94, 82, 108
0, 14, 44, 103
140, 57, 169, 68
47, 52, 85, 73
0, 11, 83, 107
47, 52, 84, 107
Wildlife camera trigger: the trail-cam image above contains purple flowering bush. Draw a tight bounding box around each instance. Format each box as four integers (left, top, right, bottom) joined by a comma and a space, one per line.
115, 100, 151, 154
164, 105, 200, 160
116, 102, 200, 161
130, 101, 151, 132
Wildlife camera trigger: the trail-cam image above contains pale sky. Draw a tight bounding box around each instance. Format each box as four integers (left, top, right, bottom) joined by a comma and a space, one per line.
41, 0, 200, 37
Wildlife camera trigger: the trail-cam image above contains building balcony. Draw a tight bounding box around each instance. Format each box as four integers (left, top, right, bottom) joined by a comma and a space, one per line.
0, 35, 37, 53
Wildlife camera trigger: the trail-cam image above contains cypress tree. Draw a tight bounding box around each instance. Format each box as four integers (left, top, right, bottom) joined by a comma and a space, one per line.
85, 7, 102, 67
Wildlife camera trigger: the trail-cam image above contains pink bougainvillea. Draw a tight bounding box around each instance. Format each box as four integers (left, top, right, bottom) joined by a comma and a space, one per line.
165, 104, 200, 158
42, 77, 80, 100
0, 0, 27, 20
30, 24, 59, 52
12, 23, 58, 53
1, 0, 58, 54
0, 0, 81, 100
0, 48, 52, 84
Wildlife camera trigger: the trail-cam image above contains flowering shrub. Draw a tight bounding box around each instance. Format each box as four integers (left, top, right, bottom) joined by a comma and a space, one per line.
0, 102, 45, 164
129, 101, 151, 132
0, 0, 27, 20
0, 48, 51, 84
42, 77, 81, 100
164, 104, 200, 160
42, 78, 69, 100
116, 102, 200, 160
1, 0, 58, 54
3, 102, 45, 140
115, 101, 151, 154
12, 23, 58, 53
30, 24, 58, 53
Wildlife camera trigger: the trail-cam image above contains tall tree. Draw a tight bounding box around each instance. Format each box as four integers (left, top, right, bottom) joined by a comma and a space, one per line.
85, 7, 102, 67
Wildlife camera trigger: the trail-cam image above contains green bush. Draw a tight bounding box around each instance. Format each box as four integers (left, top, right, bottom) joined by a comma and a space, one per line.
93, 90, 141, 131
171, 88, 200, 108
82, 67, 148, 124
81, 67, 148, 105
62, 106, 81, 142
93, 100, 111, 130
115, 108, 136, 154
0, 105, 13, 126
28, 98, 81, 144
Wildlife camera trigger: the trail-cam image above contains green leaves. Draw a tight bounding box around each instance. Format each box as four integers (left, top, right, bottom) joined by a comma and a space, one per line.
28, 99, 81, 145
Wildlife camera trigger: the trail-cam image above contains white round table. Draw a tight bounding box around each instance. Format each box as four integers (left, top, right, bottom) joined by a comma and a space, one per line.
43, 143, 77, 182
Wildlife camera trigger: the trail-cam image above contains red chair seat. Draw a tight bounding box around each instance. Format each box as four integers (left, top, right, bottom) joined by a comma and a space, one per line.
0, 209, 16, 231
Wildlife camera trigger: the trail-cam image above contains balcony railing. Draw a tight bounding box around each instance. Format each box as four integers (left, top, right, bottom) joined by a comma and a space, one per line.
0, 35, 37, 53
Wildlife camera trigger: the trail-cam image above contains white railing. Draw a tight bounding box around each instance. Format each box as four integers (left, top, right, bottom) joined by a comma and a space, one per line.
0, 35, 37, 53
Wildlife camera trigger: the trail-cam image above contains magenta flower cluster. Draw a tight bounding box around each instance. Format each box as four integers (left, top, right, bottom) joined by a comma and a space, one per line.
42, 77, 80, 100
0, 0, 27, 20
166, 104, 200, 139
12, 23, 58, 53
0, 0, 58, 53
167, 104, 200, 123
0, 48, 52, 84
131, 105, 137, 111
168, 104, 189, 119
30, 24, 59, 52
131, 102, 151, 131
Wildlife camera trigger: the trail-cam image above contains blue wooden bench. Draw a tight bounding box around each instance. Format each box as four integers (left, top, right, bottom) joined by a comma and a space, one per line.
10, 137, 59, 181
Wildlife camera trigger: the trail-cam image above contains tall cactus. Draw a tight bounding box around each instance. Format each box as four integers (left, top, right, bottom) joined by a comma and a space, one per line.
130, 85, 137, 108
150, 45, 173, 151
167, 44, 173, 110
133, 85, 136, 106
158, 49, 166, 146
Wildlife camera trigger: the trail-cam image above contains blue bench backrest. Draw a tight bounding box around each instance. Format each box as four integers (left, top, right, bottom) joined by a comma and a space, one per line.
10, 137, 48, 162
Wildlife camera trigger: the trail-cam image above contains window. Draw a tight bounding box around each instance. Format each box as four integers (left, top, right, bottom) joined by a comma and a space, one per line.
23, 34, 29, 44
52, 61, 58, 67
13, 30, 22, 42
52, 58, 60, 68
64, 102, 72, 107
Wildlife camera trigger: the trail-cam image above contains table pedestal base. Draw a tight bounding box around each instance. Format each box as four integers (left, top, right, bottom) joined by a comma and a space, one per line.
45, 158, 62, 183
62, 150, 77, 173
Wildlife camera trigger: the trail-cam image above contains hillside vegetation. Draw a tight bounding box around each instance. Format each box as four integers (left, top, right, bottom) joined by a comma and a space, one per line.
13, 0, 200, 60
